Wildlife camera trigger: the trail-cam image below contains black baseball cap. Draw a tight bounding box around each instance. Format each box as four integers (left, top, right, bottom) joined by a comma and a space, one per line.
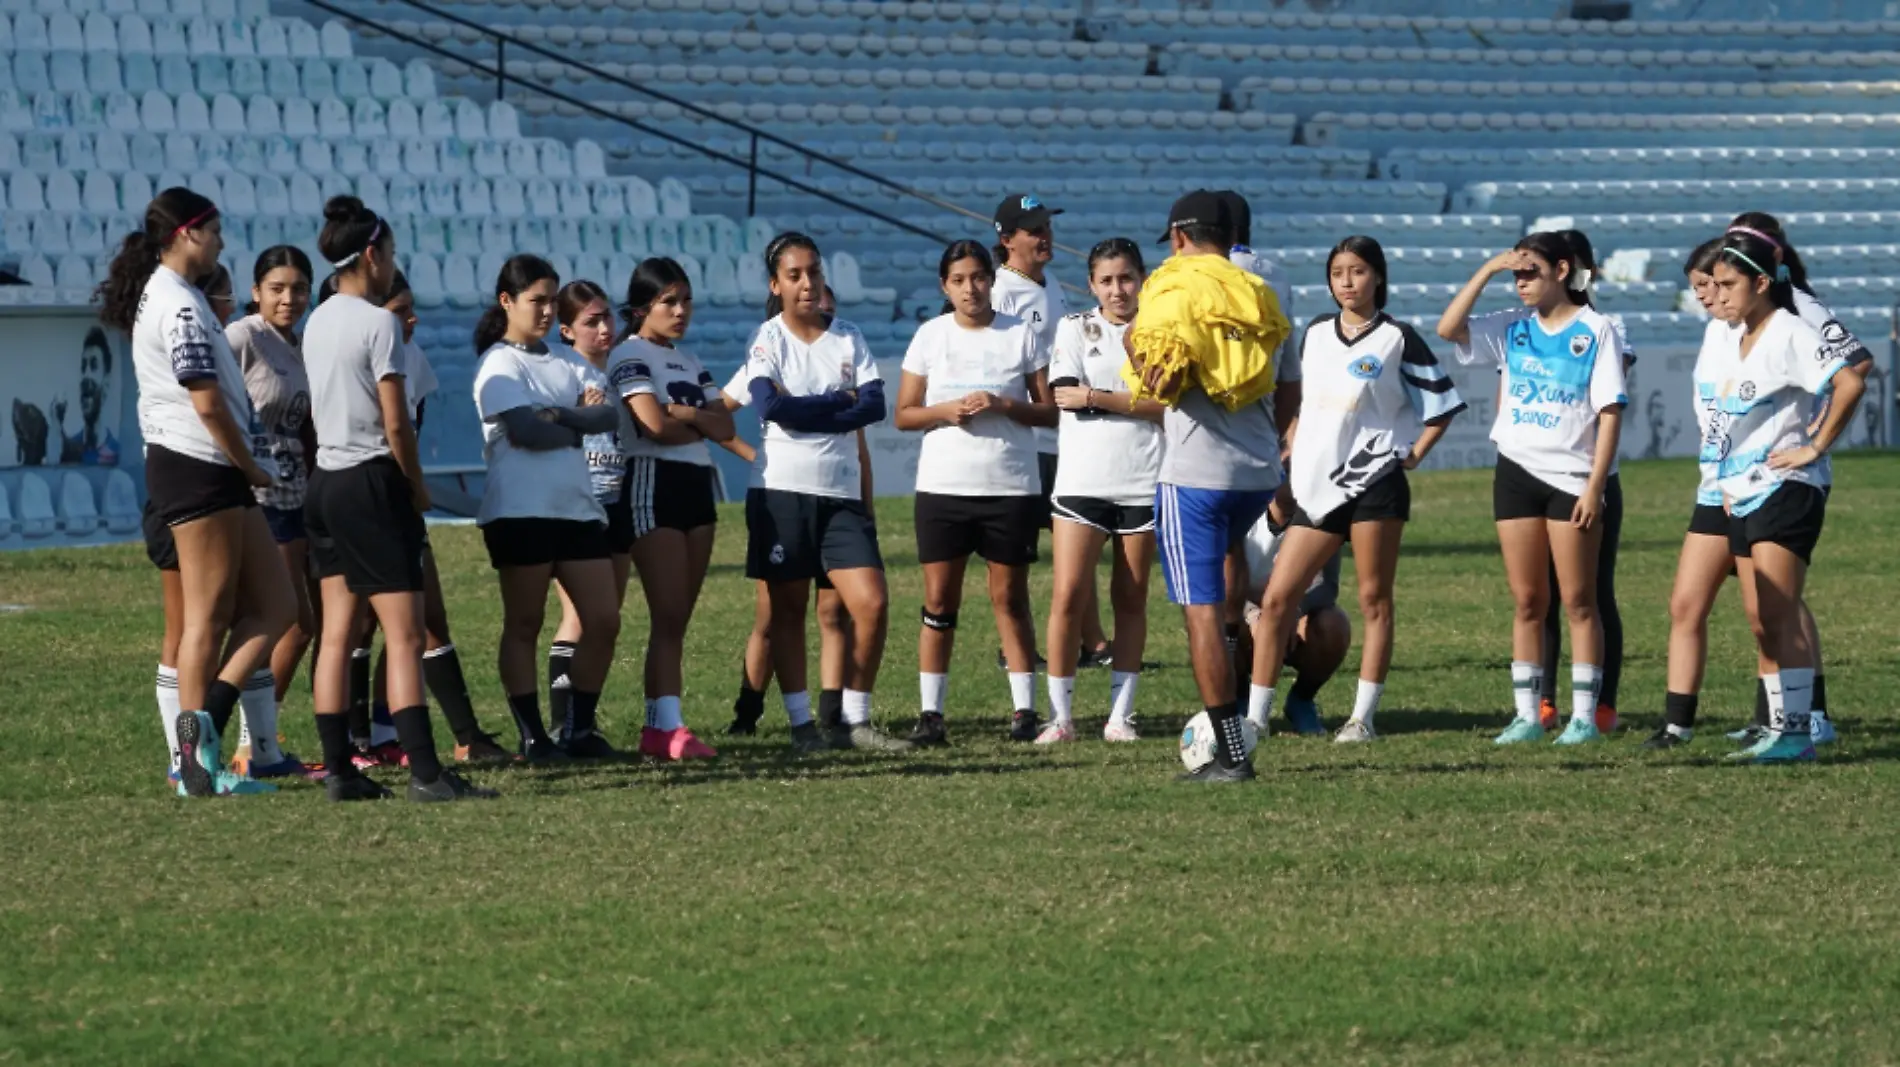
1157, 189, 1233, 244
1214, 189, 1253, 248
994, 193, 1062, 235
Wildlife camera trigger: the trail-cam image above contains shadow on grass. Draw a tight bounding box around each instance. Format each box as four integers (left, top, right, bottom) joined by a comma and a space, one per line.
485, 746, 1081, 793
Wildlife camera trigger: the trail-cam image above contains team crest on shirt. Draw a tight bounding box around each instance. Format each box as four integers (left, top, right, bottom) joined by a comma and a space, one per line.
1084, 318, 1102, 342
1739, 381, 1757, 402
1347, 356, 1382, 381
1569, 334, 1592, 357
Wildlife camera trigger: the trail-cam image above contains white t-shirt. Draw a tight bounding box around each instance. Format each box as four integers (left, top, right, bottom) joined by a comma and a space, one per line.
304, 293, 406, 471
991, 265, 1065, 455
1457, 304, 1628, 497
403, 340, 438, 423
472, 339, 606, 526
902, 312, 1048, 497
1292, 313, 1465, 521
561, 349, 626, 500
1694, 310, 1846, 517
741, 314, 881, 500
1048, 308, 1161, 506
607, 336, 719, 467
132, 265, 258, 466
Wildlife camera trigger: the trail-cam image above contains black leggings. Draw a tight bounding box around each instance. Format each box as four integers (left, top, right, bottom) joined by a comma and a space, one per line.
1539, 473, 1623, 708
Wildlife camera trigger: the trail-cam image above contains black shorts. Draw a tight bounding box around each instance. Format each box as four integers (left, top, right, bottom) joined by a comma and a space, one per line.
144, 444, 255, 527
624, 456, 719, 540
1687, 502, 1729, 538
262, 504, 306, 544
915, 491, 1041, 566
1729, 482, 1826, 564
1493, 454, 1580, 522
745, 488, 883, 582
602, 486, 636, 554
481, 517, 612, 569
1036, 451, 1059, 530
141, 499, 178, 572
305, 457, 427, 594
1292, 467, 1411, 536
1050, 494, 1156, 536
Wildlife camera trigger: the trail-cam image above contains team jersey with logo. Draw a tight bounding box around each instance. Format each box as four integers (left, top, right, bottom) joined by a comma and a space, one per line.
1792, 287, 1868, 490
902, 312, 1047, 497
228, 314, 308, 508
607, 336, 718, 469
132, 264, 259, 467
991, 266, 1064, 455
1457, 304, 1628, 497
1048, 308, 1161, 506
557, 349, 625, 502
1293, 313, 1465, 521
741, 314, 881, 500
1693, 310, 1846, 517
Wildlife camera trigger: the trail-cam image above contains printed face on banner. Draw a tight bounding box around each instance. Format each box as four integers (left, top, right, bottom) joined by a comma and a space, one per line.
4, 316, 124, 469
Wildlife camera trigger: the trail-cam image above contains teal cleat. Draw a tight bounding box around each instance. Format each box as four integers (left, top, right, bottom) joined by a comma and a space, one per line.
174, 710, 219, 798
175, 769, 279, 797
1745, 732, 1817, 764
1494, 718, 1546, 745
1552, 718, 1603, 745
1727, 729, 1779, 762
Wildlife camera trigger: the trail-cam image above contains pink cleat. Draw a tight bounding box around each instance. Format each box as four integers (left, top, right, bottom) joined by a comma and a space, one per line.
1034, 722, 1077, 745
1102, 719, 1141, 743
639, 726, 718, 761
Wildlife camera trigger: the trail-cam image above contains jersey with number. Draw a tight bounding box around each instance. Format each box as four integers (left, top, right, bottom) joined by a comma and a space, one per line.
607, 336, 718, 468
741, 314, 881, 500
1457, 305, 1627, 497
1694, 309, 1846, 516
991, 266, 1064, 455
1294, 313, 1465, 521
1048, 308, 1161, 506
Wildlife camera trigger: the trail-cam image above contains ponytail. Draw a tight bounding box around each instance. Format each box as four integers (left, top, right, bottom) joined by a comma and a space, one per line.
95, 186, 218, 332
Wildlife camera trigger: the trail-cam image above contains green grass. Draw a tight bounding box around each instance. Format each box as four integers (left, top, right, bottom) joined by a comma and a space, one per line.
4, 454, 1900, 1065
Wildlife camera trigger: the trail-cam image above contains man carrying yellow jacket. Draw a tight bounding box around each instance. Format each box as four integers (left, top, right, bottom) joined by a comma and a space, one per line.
1123, 190, 1292, 783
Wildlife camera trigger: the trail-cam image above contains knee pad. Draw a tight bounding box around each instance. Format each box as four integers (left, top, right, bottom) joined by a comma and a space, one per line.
921, 607, 959, 632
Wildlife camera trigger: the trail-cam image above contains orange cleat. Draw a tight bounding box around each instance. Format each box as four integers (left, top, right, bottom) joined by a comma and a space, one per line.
1594, 704, 1619, 734
1537, 699, 1560, 733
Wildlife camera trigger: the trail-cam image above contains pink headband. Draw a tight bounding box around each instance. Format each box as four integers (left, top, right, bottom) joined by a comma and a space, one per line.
1726, 225, 1783, 257
172, 207, 217, 237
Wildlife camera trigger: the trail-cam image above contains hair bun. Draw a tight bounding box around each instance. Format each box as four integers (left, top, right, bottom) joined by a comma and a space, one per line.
322, 195, 367, 224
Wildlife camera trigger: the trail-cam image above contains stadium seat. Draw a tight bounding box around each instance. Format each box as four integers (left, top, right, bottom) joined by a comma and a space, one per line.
15, 473, 55, 538
0, 480, 11, 540
101, 469, 139, 535
56, 471, 99, 535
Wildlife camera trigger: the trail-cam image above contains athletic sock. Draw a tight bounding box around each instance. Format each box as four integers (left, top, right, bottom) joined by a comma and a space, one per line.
1008, 671, 1035, 714
547, 640, 576, 736
783, 690, 812, 728
734, 680, 766, 720
506, 692, 551, 747
1046, 675, 1074, 726
568, 690, 601, 738
920, 672, 947, 716
1350, 679, 1383, 727
1246, 683, 1275, 729
368, 702, 398, 747
156, 665, 182, 771
240, 669, 283, 763
842, 688, 872, 726
422, 644, 484, 746
1663, 691, 1699, 739
1812, 672, 1828, 722
1762, 672, 1783, 734
1209, 702, 1250, 769
646, 695, 684, 732
1778, 667, 1814, 737
204, 679, 241, 741
347, 647, 371, 743
391, 705, 443, 783
1108, 670, 1139, 726
816, 689, 844, 731
1290, 672, 1324, 702
1570, 663, 1602, 725
1511, 661, 1541, 724
1752, 676, 1770, 729
316, 712, 360, 780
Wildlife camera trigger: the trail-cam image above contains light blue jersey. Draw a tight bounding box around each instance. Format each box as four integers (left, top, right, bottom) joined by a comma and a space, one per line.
1458, 305, 1628, 497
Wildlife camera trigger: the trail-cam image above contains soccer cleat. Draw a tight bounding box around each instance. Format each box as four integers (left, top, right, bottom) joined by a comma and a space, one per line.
242, 755, 311, 780
519, 736, 570, 764
1727, 724, 1769, 745
837, 723, 914, 753
1728, 729, 1782, 762
1102, 719, 1140, 743
1642, 728, 1689, 751
369, 740, 407, 767
1176, 759, 1256, 783
1594, 705, 1619, 734
1078, 644, 1114, 670
908, 712, 948, 747
561, 731, 619, 760
174, 711, 218, 798
1034, 721, 1077, 745
408, 769, 499, 802
1553, 718, 1603, 745
1010, 710, 1039, 742
177, 769, 278, 797
325, 773, 393, 802
1494, 718, 1546, 745
994, 648, 1048, 671
1746, 732, 1817, 764
1333, 719, 1376, 744
1284, 695, 1326, 737
638, 726, 717, 761
1811, 712, 1838, 746
1537, 699, 1560, 733
788, 722, 829, 753
454, 732, 516, 764
726, 694, 765, 736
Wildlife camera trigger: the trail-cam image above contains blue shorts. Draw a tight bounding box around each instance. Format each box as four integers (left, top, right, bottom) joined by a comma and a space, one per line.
262, 504, 306, 545
1156, 483, 1274, 606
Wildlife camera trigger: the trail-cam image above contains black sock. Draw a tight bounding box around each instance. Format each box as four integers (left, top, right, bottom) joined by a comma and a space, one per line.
1813, 673, 1827, 716
1663, 691, 1699, 730
1290, 672, 1323, 702
569, 689, 601, 738
1208, 702, 1250, 769
316, 712, 359, 779
817, 689, 844, 730
733, 681, 766, 719
1753, 677, 1770, 728
348, 649, 372, 743
205, 679, 242, 740
391, 705, 444, 783
422, 644, 483, 745
547, 640, 577, 737
507, 693, 550, 747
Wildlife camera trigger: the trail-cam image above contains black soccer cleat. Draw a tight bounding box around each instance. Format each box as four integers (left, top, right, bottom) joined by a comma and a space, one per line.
408, 769, 499, 803
1010, 709, 1039, 742
519, 736, 571, 764
325, 773, 393, 802
1079, 645, 1115, 670
995, 648, 1049, 671
726, 700, 764, 736
560, 731, 618, 760
908, 712, 949, 747
1176, 760, 1258, 783
1642, 728, 1690, 751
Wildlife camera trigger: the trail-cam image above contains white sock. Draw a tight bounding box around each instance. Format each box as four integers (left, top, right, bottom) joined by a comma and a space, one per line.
1666, 722, 1694, 740
783, 690, 812, 727
920, 672, 947, 715
1351, 679, 1383, 726
1778, 667, 1814, 736
1511, 661, 1541, 723
1008, 671, 1035, 713
157, 664, 181, 771
1570, 663, 1601, 724
1047, 675, 1074, 725
1108, 670, 1139, 725
646, 694, 684, 731
1246, 684, 1275, 729
240, 669, 283, 764
842, 688, 872, 726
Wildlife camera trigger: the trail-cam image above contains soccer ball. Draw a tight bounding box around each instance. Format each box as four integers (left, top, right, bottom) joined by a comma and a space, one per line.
1180, 711, 1259, 772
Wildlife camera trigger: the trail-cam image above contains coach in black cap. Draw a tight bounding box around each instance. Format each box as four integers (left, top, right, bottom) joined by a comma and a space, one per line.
1157, 189, 1234, 246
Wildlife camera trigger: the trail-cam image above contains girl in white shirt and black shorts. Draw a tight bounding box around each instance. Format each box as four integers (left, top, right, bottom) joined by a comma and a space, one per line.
472, 255, 624, 762
99, 186, 295, 798
303, 195, 491, 802
607, 257, 736, 761
1040, 237, 1164, 745
896, 240, 1057, 746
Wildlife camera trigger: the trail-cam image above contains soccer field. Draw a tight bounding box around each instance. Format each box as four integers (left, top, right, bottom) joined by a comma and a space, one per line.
4, 454, 1899, 1065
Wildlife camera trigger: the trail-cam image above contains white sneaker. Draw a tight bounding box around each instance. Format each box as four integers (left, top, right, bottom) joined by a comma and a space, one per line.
1811, 712, 1838, 746
1334, 719, 1377, 744
1102, 719, 1140, 743
1245, 711, 1270, 733
1035, 721, 1077, 745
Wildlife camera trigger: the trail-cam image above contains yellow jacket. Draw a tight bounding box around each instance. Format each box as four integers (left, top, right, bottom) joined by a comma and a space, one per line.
1122, 253, 1291, 411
